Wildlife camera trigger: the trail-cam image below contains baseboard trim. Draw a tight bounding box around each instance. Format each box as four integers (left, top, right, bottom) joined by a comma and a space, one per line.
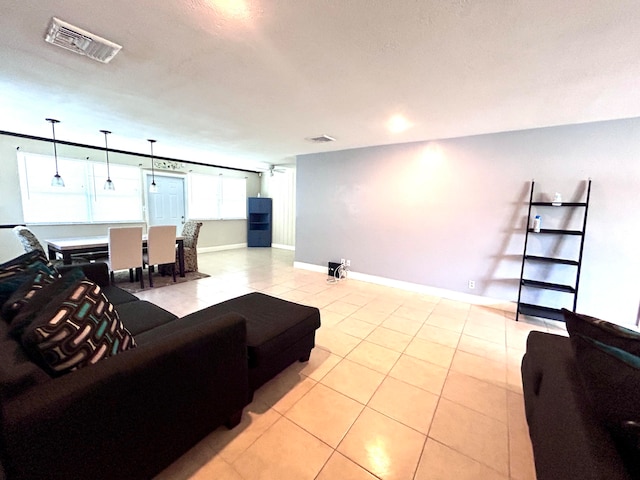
272, 244, 295, 251
293, 262, 515, 313
198, 243, 247, 253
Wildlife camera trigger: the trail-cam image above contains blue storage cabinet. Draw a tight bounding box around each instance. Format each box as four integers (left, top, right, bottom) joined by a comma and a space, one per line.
247, 197, 272, 247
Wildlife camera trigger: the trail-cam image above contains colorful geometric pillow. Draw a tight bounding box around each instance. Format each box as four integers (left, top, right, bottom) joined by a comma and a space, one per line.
20, 279, 136, 376
563, 308, 640, 356
9, 268, 86, 337
0, 250, 52, 276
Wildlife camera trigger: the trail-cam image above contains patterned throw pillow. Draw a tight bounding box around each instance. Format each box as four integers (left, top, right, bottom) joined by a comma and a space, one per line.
20, 279, 136, 376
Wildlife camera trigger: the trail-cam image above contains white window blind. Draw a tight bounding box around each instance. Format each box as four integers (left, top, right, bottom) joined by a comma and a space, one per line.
188, 173, 247, 220
17, 152, 143, 224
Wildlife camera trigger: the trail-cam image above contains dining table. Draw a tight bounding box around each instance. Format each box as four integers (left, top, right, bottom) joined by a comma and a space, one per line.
44, 235, 185, 277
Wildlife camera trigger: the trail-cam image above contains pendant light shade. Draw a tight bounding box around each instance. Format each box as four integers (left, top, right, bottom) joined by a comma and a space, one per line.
46, 118, 65, 187
100, 129, 115, 190
148, 139, 158, 193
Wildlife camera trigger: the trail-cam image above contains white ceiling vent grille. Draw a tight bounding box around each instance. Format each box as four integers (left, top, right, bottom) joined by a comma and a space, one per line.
44, 17, 122, 64
306, 134, 336, 143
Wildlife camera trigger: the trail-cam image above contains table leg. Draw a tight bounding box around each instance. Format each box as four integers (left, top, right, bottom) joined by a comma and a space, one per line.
47, 246, 57, 262
177, 240, 185, 277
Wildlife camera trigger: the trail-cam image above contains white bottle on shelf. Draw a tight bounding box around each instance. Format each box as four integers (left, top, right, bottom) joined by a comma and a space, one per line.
533, 215, 541, 233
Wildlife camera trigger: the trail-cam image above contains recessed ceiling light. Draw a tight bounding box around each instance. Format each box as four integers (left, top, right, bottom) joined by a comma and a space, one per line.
305, 134, 336, 143
387, 114, 413, 133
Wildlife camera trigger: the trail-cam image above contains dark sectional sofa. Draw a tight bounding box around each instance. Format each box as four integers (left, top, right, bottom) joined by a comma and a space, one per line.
0, 260, 320, 480
521, 310, 640, 480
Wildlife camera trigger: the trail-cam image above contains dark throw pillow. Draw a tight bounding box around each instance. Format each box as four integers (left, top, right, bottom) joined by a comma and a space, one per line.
0, 250, 50, 274
570, 332, 640, 471
20, 278, 136, 377
2, 268, 86, 322
563, 308, 640, 356
0, 260, 56, 308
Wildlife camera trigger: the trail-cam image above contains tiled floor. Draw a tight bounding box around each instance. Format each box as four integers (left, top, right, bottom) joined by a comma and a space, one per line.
141, 248, 563, 480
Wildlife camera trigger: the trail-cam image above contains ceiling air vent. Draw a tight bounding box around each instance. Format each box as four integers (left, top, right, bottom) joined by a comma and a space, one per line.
306, 134, 336, 143
44, 17, 122, 64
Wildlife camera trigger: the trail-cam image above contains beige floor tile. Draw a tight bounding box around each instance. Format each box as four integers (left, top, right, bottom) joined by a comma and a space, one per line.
415, 439, 508, 480
463, 322, 506, 345
321, 358, 386, 404
389, 354, 448, 396
450, 350, 507, 389
507, 391, 537, 480
336, 317, 379, 339
315, 327, 362, 357
429, 398, 509, 475
341, 293, 378, 307
233, 417, 333, 480
425, 313, 466, 332
381, 315, 424, 336
415, 323, 461, 348
365, 326, 413, 352
404, 337, 456, 368
253, 368, 317, 414
350, 308, 391, 325
364, 299, 402, 315
345, 340, 401, 374
368, 376, 439, 434
296, 347, 342, 381
316, 452, 378, 480
190, 456, 244, 480
431, 306, 469, 321
154, 434, 215, 480
318, 310, 347, 328
325, 300, 363, 316
285, 383, 364, 447
457, 334, 507, 363
337, 408, 426, 480
393, 305, 430, 322
442, 370, 508, 423
207, 401, 282, 463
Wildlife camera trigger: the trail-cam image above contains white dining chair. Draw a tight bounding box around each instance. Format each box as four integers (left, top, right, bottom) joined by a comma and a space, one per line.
108, 226, 144, 289
144, 225, 177, 287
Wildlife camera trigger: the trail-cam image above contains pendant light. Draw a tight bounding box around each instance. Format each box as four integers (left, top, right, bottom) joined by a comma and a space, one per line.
100, 129, 115, 190
148, 139, 158, 193
46, 118, 65, 187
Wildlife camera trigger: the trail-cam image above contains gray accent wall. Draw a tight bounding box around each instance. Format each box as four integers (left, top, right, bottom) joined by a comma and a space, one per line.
296, 117, 640, 325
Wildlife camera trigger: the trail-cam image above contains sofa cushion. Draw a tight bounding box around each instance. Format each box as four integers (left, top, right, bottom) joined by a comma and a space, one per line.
563, 308, 640, 355
116, 300, 178, 336
19, 278, 136, 376
0, 250, 51, 273
182, 292, 321, 367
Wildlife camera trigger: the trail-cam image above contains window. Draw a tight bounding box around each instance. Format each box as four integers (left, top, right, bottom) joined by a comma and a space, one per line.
17, 152, 143, 224
188, 173, 247, 220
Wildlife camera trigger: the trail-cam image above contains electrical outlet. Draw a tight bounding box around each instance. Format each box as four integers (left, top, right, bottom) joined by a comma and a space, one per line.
468, 280, 475, 289
346, 260, 351, 267
340, 258, 345, 265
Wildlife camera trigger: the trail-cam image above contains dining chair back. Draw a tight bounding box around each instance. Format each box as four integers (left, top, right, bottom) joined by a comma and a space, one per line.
108, 226, 144, 288
145, 225, 177, 287
177, 220, 203, 272
12, 226, 47, 254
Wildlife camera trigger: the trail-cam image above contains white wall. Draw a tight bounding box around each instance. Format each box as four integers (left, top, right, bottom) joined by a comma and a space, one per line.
296, 118, 640, 325
0, 133, 261, 259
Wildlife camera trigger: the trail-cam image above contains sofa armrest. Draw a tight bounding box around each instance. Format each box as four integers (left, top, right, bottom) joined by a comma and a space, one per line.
56, 261, 110, 287
0, 313, 248, 480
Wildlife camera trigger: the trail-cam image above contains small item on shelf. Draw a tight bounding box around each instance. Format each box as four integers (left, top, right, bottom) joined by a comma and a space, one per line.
533, 215, 541, 232
552, 192, 562, 206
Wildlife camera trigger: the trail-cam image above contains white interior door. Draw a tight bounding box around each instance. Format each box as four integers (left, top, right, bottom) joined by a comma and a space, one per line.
147, 175, 186, 231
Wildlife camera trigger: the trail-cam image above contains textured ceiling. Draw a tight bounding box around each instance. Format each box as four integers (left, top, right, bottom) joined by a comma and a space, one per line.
1, 1, 639, 171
